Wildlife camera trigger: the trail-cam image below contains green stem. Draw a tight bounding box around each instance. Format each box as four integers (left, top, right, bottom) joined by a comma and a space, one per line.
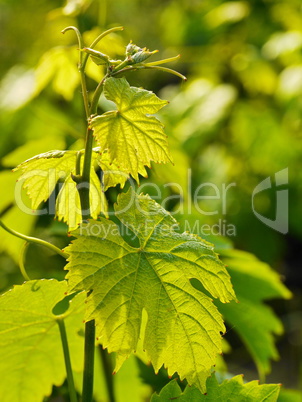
57, 319, 78, 402
66, 26, 113, 402
0, 220, 68, 259
99, 347, 115, 402
82, 320, 96, 402
78, 128, 94, 221
77, 48, 107, 402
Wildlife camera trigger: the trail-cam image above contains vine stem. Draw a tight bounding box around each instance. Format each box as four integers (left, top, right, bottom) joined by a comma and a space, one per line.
64, 26, 116, 402
61, 27, 96, 400
57, 319, 78, 402
79, 125, 96, 402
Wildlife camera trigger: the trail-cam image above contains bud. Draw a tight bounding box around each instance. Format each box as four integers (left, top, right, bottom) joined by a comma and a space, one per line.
131, 49, 158, 64
125, 41, 158, 65
126, 41, 143, 56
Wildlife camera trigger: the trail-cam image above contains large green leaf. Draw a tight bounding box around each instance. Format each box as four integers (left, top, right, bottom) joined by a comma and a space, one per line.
65, 188, 236, 391
151, 373, 280, 401
216, 248, 292, 378
177, 210, 292, 378
0, 279, 85, 402
89, 77, 172, 182
14, 150, 108, 230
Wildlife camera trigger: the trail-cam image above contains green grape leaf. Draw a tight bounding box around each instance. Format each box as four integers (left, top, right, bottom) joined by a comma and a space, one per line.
151, 373, 281, 401
0, 279, 85, 402
14, 150, 108, 230
89, 77, 172, 182
216, 248, 292, 378
65, 188, 236, 391
14, 150, 78, 209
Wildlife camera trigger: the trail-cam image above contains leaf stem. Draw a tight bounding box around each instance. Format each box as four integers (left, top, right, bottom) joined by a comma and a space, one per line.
0, 219, 68, 259
57, 318, 78, 402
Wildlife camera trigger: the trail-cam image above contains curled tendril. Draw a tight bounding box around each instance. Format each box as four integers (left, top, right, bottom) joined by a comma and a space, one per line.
0, 219, 68, 258
19, 242, 31, 281
61, 26, 85, 66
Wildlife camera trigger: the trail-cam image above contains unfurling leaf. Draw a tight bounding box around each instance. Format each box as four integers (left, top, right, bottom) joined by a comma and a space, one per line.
65, 188, 236, 391
14, 150, 108, 230
89, 77, 172, 182
0, 280, 85, 402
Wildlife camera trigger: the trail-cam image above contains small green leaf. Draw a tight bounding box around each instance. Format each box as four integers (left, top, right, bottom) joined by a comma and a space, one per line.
14, 150, 108, 230
65, 188, 236, 391
90, 77, 172, 182
151, 373, 281, 401
14, 150, 77, 210
0, 279, 85, 402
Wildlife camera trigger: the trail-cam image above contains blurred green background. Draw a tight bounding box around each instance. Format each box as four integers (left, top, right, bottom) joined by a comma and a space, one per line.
0, 0, 301, 399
